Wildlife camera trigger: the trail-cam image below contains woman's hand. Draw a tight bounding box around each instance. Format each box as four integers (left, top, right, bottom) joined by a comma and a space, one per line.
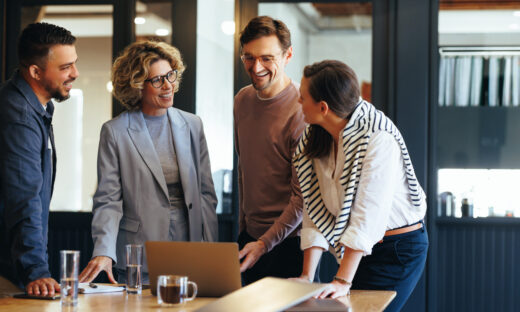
79, 256, 116, 283
316, 280, 351, 299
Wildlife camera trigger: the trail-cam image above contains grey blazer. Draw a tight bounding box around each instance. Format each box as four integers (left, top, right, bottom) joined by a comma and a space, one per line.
91, 108, 218, 271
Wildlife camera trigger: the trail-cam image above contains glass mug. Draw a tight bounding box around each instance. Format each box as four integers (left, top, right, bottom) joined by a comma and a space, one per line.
157, 275, 198, 306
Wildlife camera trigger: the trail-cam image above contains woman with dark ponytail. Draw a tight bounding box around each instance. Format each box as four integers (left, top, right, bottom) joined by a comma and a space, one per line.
293, 60, 428, 311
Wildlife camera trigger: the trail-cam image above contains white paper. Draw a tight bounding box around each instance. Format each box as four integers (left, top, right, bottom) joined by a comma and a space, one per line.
78, 283, 125, 294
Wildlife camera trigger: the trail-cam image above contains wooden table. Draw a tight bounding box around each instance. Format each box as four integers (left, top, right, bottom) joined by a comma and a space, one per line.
0, 289, 395, 311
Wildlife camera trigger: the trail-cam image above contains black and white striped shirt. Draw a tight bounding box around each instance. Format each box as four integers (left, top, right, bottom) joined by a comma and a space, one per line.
293, 100, 426, 260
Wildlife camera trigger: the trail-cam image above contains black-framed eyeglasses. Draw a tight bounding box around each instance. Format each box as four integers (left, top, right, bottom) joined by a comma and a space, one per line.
145, 70, 178, 88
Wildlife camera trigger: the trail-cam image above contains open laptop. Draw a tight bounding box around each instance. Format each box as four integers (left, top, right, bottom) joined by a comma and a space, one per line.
145, 241, 241, 297
195, 277, 328, 312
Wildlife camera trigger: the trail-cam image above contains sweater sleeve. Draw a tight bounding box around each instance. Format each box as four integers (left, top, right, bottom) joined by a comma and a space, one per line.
258, 110, 306, 252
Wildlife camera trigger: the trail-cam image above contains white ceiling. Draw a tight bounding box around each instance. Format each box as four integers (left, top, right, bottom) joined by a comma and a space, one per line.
40, 6, 520, 37
41, 3, 170, 37
439, 10, 520, 33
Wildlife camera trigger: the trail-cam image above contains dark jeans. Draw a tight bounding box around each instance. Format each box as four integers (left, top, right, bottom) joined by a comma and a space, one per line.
352, 226, 428, 312
238, 231, 303, 285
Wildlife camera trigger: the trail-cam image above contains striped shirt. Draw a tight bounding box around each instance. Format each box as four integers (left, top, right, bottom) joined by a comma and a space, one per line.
293, 100, 426, 259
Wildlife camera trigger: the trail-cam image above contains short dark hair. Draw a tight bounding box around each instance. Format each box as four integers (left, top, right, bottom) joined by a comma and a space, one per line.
302, 60, 360, 159
239, 16, 291, 52
18, 22, 76, 69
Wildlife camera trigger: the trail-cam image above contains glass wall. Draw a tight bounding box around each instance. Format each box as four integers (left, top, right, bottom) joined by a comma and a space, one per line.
258, 2, 372, 100
135, 1, 172, 43
21, 5, 114, 211
196, 0, 235, 214
437, 9, 520, 218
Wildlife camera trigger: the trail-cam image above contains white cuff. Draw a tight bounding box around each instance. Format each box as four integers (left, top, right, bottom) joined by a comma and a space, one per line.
301, 228, 330, 251
339, 227, 376, 256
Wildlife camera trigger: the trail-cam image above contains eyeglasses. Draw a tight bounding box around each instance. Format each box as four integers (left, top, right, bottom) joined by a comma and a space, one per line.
145, 70, 178, 88
240, 54, 281, 67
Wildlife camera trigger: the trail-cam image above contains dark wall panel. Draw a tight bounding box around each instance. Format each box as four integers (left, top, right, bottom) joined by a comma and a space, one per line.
171, 0, 197, 114
373, 1, 434, 310
0, 0, 5, 82
47, 212, 99, 282
436, 219, 520, 312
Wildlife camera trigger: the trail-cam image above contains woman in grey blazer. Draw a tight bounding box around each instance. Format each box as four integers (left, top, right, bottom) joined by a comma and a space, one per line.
79, 41, 218, 284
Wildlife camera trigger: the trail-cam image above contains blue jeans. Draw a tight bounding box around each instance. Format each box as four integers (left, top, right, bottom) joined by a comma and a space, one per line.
352, 226, 428, 312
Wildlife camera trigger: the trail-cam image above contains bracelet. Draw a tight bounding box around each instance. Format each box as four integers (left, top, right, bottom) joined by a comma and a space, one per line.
333, 276, 352, 286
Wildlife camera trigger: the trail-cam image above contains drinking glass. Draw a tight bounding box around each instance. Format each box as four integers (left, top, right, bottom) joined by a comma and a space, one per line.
125, 244, 143, 294
60, 250, 80, 307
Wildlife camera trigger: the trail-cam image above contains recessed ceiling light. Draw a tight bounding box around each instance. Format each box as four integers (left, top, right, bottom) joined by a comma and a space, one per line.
155, 28, 170, 36
221, 21, 235, 35
134, 17, 146, 25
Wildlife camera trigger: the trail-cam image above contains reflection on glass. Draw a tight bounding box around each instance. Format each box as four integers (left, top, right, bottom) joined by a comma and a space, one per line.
259, 2, 372, 100
135, 1, 172, 44
22, 5, 114, 211
196, 0, 234, 214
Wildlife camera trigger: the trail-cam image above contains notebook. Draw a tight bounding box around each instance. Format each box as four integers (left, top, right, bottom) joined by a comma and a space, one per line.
145, 241, 242, 297
195, 277, 328, 312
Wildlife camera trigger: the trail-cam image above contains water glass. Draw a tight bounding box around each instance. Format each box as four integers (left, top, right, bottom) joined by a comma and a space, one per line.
60, 250, 80, 308
126, 244, 143, 294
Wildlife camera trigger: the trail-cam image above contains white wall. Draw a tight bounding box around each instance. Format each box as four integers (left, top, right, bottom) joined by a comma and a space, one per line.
49, 37, 112, 211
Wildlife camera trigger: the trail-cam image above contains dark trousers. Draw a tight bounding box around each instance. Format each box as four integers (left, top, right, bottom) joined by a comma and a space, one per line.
352, 227, 428, 312
238, 231, 303, 285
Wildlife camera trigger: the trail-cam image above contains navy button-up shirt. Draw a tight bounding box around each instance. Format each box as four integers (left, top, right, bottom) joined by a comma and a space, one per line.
0, 71, 56, 288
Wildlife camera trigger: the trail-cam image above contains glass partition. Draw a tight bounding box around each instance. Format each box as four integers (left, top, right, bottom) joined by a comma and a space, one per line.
196, 0, 235, 214
135, 1, 172, 44
437, 9, 520, 218
258, 2, 372, 100
22, 5, 114, 211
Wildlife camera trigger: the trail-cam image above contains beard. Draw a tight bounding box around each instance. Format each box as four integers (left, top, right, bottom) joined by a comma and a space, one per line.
252, 80, 270, 91
42, 78, 74, 102
250, 71, 273, 92
51, 89, 70, 102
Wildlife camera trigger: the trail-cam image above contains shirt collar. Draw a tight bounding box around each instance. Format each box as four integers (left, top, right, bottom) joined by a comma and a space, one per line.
11, 70, 54, 119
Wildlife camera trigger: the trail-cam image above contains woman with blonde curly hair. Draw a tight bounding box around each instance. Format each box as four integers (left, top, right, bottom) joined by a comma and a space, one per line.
79, 41, 218, 284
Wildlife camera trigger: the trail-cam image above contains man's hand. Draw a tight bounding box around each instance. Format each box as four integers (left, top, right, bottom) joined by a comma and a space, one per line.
26, 277, 60, 296
239, 240, 267, 272
79, 256, 116, 283
316, 280, 351, 299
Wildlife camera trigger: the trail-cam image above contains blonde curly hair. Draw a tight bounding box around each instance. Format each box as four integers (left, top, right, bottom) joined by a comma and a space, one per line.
111, 40, 185, 110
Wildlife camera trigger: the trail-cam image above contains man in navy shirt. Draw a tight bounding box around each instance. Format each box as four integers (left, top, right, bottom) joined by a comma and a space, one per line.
0, 22, 79, 297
